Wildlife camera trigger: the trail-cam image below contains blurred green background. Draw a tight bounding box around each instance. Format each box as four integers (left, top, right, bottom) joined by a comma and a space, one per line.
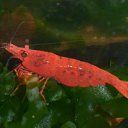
1, 0, 128, 128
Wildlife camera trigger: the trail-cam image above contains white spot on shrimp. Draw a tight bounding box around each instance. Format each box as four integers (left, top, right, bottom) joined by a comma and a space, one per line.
78, 67, 83, 70
68, 65, 73, 68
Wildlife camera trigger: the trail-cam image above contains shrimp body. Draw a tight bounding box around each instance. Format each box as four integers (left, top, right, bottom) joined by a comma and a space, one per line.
4, 43, 128, 99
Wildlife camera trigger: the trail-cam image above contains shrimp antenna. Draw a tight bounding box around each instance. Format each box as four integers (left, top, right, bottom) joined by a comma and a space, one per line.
30, 39, 85, 46
10, 21, 25, 44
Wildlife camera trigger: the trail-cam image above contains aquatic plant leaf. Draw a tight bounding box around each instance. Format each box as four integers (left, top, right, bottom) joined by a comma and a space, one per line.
102, 98, 128, 118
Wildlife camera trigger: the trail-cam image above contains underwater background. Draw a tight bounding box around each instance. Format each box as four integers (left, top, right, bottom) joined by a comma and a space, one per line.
1, 0, 128, 128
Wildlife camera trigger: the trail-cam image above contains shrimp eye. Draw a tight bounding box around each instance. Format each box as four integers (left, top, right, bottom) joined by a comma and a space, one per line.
21, 51, 27, 57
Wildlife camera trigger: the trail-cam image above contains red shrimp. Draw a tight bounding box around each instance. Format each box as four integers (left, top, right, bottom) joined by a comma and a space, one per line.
4, 43, 128, 100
